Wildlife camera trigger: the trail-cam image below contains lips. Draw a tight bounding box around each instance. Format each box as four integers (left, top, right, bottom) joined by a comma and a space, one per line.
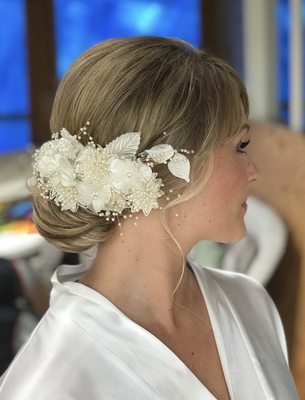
242, 202, 247, 210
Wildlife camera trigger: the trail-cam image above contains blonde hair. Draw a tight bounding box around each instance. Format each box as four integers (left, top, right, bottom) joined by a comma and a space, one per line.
31, 36, 249, 252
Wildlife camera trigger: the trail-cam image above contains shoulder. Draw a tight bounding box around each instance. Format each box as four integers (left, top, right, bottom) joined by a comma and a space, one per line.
0, 285, 97, 398
0, 281, 158, 400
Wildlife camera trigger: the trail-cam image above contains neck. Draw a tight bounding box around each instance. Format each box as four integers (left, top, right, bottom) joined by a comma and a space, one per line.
80, 210, 199, 332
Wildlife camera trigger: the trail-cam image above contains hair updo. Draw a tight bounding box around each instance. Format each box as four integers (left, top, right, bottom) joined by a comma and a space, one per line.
30, 36, 249, 252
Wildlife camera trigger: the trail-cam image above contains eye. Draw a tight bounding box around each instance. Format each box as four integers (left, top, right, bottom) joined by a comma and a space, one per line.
237, 139, 251, 154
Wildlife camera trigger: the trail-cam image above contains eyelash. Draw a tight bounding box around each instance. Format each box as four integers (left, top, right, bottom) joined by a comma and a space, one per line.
237, 139, 251, 154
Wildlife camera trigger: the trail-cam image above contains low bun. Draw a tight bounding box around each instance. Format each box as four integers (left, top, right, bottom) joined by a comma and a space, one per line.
30, 187, 115, 253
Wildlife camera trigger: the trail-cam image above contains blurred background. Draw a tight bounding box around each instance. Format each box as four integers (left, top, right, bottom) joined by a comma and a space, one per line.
0, 0, 305, 397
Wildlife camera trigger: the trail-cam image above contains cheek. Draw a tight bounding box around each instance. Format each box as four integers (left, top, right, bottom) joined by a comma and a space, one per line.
206, 158, 248, 203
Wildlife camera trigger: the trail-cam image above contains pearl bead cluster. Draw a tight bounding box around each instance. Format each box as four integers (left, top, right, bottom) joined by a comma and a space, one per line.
76, 146, 110, 184
127, 176, 163, 215
77, 121, 94, 143
180, 149, 195, 155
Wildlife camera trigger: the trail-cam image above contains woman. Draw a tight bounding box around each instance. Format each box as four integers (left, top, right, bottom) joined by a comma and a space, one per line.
0, 37, 299, 399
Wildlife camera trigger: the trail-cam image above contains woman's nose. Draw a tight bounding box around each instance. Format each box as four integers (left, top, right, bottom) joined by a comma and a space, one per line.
247, 155, 259, 182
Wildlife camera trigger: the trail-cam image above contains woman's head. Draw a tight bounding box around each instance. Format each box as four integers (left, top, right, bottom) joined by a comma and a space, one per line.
31, 36, 249, 252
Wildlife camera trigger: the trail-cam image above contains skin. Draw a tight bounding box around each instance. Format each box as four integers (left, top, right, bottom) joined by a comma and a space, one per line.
80, 120, 259, 334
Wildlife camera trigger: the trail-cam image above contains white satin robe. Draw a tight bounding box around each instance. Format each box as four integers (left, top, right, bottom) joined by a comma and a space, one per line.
0, 257, 299, 399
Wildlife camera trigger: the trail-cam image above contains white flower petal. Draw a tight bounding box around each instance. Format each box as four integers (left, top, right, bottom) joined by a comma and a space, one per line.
168, 153, 190, 182
57, 138, 79, 160
106, 132, 141, 158
77, 183, 111, 212
59, 128, 73, 140
36, 157, 56, 177
36, 152, 76, 187
139, 163, 153, 179
109, 159, 142, 193
59, 128, 84, 155
92, 195, 109, 213
146, 144, 174, 163
77, 184, 93, 206
58, 171, 76, 187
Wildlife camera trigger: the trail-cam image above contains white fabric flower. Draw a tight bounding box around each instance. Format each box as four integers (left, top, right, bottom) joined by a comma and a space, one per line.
39, 134, 82, 161
37, 153, 76, 187
77, 183, 112, 213
109, 159, 152, 194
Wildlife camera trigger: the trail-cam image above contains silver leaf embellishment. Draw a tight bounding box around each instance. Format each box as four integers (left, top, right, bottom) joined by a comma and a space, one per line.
106, 132, 141, 158
168, 153, 190, 182
146, 144, 175, 163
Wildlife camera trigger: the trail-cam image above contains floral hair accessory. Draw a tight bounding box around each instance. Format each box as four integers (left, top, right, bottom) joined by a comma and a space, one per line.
29, 121, 194, 220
